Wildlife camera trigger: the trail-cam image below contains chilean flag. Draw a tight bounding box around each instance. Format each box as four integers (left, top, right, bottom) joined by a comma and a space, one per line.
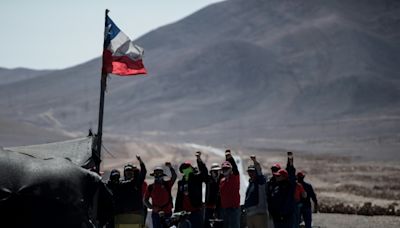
102, 15, 147, 76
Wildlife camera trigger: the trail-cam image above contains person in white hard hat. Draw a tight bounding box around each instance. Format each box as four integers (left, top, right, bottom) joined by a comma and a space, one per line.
204, 162, 222, 228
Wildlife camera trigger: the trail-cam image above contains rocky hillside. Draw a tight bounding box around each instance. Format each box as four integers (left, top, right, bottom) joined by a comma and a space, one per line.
0, 0, 399, 158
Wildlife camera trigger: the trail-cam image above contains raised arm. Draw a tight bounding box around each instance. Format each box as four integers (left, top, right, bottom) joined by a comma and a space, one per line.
251, 155, 266, 184
137, 155, 147, 183
166, 162, 177, 185
286, 152, 296, 184
196, 151, 209, 181
225, 150, 239, 175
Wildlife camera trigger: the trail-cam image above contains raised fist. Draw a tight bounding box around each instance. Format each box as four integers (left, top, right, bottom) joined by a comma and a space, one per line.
225, 149, 232, 158
195, 151, 201, 157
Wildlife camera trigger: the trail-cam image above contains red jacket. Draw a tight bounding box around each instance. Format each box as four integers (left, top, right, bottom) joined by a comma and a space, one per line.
220, 174, 240, 208
144, 180, 173, 213
219, 156, 240, 208
294, 182, 305, 203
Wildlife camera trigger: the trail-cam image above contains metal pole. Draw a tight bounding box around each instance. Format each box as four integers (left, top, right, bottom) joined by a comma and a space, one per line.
94, 9, 110, 173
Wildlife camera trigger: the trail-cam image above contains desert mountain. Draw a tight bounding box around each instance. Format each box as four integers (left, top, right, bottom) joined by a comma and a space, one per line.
0, 67, 53, 86
1, 0, 399, 158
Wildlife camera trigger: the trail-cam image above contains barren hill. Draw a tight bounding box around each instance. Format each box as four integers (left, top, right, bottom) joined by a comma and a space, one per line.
1, 0, 400, 159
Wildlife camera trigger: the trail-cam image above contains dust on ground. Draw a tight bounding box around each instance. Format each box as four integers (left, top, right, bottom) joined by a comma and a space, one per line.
100, 138, 400, 217
313, 213, 400, 228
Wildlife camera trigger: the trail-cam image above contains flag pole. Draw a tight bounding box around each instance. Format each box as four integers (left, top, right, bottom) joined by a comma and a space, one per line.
94, 9, 110, 173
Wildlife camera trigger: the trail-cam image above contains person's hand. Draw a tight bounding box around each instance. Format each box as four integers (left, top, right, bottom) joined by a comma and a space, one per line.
314, 203, 319, 213
136, 155, 142, 162
250, 155, 256, 162
195, 151, 201, 159
287, 151, 294, 165
302, 191, 307, 199
225, 150, 232, 158
165, 162, 172, 168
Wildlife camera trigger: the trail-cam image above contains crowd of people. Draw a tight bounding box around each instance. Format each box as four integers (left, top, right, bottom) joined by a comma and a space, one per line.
103, 150, 318, 228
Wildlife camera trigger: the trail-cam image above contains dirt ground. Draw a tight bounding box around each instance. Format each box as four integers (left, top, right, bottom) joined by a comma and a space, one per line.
100, 138, 400, 221
244, 148, 400, 216
313, 213, 400, 228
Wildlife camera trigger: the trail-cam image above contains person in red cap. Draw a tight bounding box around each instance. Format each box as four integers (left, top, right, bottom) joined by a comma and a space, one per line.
175, 151, 208, 228
267, 152, 296, 228
219, 149, 240, 228
297, 171, 318, 228
266, 163, 281, 195
266, 162, 281, 227
143, 162, 177, 228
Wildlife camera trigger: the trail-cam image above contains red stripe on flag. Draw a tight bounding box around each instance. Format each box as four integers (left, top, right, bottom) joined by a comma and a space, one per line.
102, 50, 147, 76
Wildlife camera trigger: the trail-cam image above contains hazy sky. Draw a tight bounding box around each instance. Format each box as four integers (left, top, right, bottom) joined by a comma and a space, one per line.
1, 0, 224, 70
